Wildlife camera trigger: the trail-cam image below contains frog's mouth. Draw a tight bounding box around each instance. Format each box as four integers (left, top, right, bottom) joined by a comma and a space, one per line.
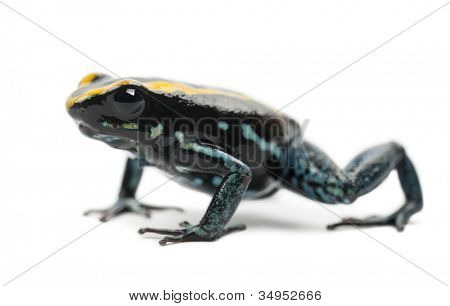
78, 123, 137, 151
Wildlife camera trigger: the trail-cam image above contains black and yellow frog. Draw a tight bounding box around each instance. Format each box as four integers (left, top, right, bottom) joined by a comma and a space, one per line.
66, 73, 423, 245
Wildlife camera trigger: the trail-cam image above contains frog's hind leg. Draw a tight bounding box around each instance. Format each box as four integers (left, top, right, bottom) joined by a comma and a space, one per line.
84, 157, 182, 222
326, 142, 423, 231
282, 142, 423, 231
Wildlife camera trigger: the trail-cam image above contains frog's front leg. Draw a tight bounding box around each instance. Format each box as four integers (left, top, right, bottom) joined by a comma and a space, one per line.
84, 157, 182, 222
138, 138, 252, 245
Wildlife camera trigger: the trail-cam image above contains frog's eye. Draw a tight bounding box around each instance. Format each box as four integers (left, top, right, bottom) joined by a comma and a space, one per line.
110, 86, 146, 120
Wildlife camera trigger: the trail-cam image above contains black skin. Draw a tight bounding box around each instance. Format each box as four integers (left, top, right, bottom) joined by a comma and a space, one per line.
67, 74, 423, 245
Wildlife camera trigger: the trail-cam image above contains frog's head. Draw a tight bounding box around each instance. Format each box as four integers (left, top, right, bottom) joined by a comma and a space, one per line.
66, 73, 151, 152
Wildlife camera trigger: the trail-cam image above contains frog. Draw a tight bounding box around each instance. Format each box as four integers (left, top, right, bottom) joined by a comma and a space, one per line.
66, 72, 423, 245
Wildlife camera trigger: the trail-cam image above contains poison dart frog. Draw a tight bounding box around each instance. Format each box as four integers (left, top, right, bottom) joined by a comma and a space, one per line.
66, 73, 423, 245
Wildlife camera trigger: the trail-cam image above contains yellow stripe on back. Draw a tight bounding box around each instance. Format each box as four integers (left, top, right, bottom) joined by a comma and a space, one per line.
143, 80, 252, 101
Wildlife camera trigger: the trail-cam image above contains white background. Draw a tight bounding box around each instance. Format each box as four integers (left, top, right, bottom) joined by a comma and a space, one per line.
0, 0, 449, 305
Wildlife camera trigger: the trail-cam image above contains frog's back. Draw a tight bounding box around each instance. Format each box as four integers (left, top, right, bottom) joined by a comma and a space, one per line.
139, 78, 301, 145
136, 78, 301, 147
135, 77, 276, 117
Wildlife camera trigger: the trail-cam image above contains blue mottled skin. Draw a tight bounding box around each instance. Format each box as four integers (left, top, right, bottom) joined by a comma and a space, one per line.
68, 74, 423, 245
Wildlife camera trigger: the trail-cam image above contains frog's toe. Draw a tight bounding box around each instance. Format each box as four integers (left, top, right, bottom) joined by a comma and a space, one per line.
327, 201, 418, 231
83, 198, 183, 222
138, 225, 203, 245
83, 205, 127, 222
327, 215, 397, 230
139, 203, 184, 213
83, 208, 110, 217
130, 201, 183, 219
159, 224, 246, 246
139, 223, 246, 246
158, 231, 204, 246
138, 227, 185, 235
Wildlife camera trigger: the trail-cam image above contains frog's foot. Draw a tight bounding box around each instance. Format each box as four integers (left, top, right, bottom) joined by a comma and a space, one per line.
83, 197, 183, 222
327, 202, 418, 232
138, 221, 246, 246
